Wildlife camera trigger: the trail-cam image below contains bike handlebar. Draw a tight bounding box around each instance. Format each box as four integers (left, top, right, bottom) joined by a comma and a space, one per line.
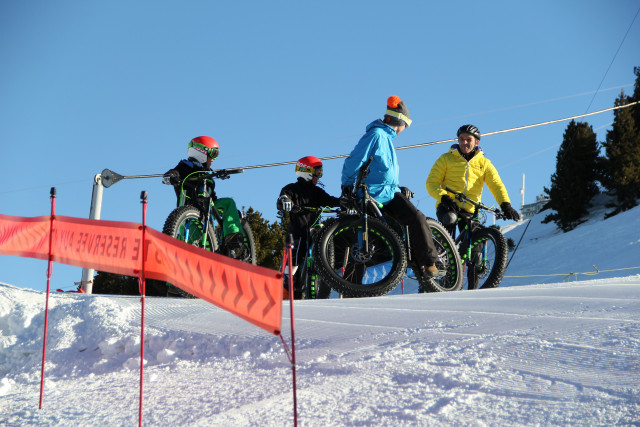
355, 156, 374, 188
291, 206, 340, 214
444, 186, 506, 220
183, 168, 245, 182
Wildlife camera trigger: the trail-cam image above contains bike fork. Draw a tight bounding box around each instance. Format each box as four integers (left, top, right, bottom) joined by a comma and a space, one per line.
360, 212, 369, 253
201, 204, 213, 248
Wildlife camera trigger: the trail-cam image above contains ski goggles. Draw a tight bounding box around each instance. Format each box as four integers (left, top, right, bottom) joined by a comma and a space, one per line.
296, 165, 323, 178
189, 141, 219, 160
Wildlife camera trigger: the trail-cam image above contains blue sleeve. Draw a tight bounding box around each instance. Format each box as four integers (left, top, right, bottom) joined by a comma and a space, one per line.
341, 133, 378, 186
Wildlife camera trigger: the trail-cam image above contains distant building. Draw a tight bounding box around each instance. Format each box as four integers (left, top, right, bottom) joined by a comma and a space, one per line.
521, 195, 550, 220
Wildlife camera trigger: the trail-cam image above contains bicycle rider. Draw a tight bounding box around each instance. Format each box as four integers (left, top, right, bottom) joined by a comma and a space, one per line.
426, 124, 520, 287
341, 95, 440, 279
163, 136, 247, 253
277, 156, 340, 299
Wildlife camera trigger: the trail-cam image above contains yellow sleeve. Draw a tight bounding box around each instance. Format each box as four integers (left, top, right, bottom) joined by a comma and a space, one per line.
426, 155, 448, 203
484, 159, 510, 205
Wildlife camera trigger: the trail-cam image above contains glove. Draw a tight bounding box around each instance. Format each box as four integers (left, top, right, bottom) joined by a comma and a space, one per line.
340, 185, 354, 210
162, 170, 180, 185
278, 195, 293, 212
399, 186, 414, 199
439, 195, 458, 212
500, 202, 520, 221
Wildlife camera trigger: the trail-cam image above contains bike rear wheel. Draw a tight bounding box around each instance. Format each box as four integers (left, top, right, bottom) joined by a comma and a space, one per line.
416, 218, 463, 292
218, 219, 257, 265
300, 266, 332, 299
314, 215, 407, 297
163, 205, 218, 298
466, 226, 508, 289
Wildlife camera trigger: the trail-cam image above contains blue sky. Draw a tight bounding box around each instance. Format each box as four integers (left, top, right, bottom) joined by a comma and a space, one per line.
1, 1, 639, 291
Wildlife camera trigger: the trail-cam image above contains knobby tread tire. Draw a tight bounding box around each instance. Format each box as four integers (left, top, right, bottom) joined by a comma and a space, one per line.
469, 226, 508, 289
314, 215, 407, 298
238, 219, 257, 265
417, 218, 463, 292
162, 205, 218, 298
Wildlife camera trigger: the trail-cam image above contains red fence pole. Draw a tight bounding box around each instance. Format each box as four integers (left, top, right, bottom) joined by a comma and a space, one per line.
138, 191, 148, 427
39, 188, 56, 409
278, 234, 298, 426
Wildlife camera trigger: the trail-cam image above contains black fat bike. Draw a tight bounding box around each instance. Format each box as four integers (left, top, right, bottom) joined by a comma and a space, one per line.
285, 206, 336, 300
445, 187, 509, 290
313, 158, 463, 298
162, 168, 256, 297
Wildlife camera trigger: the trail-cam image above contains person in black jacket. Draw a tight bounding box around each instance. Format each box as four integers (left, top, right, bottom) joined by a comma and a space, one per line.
163, 136, 246, 255
277, 156, 340, 298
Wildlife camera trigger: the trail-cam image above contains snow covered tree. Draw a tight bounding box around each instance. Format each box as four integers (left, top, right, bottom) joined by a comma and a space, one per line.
601, 89, 640, 215
543, 120, 600, 232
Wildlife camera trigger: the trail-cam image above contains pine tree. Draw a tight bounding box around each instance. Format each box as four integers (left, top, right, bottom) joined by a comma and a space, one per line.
242, 207, 286, 270
543, 120, 600, 232
601, 90, 640, 214
632, 66, 640, 133
92, 271, 168, 296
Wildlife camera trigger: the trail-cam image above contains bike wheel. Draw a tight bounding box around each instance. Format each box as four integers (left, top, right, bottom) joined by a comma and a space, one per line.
242, 220, 257, 264
162, 205, 218, 298
215, 218, 257, 265
416, 218, 463, 292
303, 264, 332, 299
467, 226, 508, 289
235, 220, 257, 265
314, 215, 407, 298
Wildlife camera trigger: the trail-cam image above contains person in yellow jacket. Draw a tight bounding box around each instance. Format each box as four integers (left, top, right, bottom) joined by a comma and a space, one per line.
426, 124, 520, 233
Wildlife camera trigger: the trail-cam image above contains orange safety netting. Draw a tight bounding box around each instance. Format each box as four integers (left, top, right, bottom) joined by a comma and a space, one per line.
0, 214, 282, 334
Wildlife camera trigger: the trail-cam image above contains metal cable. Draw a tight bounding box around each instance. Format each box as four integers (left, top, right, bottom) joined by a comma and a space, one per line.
239, 101, 639, 170
585, 6, 640, 113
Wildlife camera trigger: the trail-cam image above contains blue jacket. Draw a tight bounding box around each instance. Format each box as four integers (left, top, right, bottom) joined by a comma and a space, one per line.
341, 120, 400, 205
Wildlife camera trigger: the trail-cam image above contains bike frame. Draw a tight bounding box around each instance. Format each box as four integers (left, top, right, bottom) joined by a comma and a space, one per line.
445, 186, 505, 279
454, 209, 487, 266
297, 206, 339, 298
177, 169, 241, 248
345, 157, 387, 256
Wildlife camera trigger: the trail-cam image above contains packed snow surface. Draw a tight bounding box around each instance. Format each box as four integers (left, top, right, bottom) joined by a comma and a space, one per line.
1, 201, 639, 426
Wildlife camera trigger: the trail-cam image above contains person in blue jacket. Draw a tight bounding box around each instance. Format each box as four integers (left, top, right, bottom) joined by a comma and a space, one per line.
341, 95, 440, 279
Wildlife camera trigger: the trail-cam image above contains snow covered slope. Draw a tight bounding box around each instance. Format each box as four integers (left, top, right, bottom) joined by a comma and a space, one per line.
1, 201, 639, 426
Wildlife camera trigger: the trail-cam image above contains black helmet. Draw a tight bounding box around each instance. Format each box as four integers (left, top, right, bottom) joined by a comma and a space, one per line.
457, 124, 481, 140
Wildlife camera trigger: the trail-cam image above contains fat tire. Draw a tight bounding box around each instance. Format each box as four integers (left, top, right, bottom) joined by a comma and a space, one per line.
304, 270, 331, 299
237, 220, 257, 265
314, 216, 407, 297
416, 218, 464, 292
468, 226, 508, 289
162, 205, 218, 298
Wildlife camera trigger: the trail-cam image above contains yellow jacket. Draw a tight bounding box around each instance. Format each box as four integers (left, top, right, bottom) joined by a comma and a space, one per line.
426, 146, 510, 214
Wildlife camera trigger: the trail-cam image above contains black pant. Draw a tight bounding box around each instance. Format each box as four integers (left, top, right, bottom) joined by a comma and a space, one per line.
382, 193, 439, 266
437, 205, 481, 288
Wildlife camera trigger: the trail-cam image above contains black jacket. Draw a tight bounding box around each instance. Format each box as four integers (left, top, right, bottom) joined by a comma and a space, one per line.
165, 159, 214, 206
278, 178, 340, 240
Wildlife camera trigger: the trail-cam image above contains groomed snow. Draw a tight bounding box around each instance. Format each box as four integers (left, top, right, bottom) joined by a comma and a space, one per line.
1, 201, 639, 426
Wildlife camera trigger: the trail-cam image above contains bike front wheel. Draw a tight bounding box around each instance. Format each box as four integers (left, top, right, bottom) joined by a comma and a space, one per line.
416, 218, 463, 292
163, 205, 218, 298
467, 226, 508, 289
314, 216, 407, 298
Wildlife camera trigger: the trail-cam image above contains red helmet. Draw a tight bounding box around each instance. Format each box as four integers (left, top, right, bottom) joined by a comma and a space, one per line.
187, 136, 219, 163
295, 156, 323, 181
